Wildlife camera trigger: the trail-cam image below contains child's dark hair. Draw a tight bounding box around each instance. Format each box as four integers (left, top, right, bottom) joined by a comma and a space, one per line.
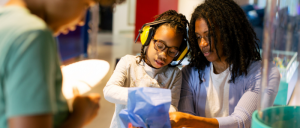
189, 0, 261, 84
137, 10, 189, 65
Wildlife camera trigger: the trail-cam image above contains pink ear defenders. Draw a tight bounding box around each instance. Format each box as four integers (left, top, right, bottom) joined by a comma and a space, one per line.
135, 19, 190, 66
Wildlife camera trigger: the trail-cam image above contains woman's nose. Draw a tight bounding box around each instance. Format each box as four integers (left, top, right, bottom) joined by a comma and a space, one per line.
199, 38, 208, 48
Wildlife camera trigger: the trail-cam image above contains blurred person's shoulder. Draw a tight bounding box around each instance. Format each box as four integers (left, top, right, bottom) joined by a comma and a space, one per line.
247, 60, 280, 78
0, 5, 51, 36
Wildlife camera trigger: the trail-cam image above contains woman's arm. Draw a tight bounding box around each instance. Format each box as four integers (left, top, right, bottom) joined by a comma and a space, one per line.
172, 65, 220, 128
171, 66, 219, 127
172, 63, 280, 128
177, 66, 196, 115
169, 70, 182, 112
215, 91, 258, 128
216, 64, 280, 128
103, 56, 129, 105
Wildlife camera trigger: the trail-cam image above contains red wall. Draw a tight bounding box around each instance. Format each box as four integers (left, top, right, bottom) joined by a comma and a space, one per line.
134, 0, 178, 42
159, 0, 178, 14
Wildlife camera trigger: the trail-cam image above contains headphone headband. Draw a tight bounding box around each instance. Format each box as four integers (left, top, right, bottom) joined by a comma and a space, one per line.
136, 19, 190, 66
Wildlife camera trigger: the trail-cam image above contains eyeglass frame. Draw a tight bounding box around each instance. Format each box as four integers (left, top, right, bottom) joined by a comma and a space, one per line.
152, 38, 180, 58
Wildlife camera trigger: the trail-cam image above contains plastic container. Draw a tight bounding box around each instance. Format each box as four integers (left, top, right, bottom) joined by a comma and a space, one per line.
252, 106, 300, 128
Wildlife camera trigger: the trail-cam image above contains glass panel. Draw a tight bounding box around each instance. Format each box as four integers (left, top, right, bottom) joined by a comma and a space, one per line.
259, 0, 300, 127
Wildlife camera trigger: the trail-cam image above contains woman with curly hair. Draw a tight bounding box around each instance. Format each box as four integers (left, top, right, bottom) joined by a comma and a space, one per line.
170, 0, 280, 128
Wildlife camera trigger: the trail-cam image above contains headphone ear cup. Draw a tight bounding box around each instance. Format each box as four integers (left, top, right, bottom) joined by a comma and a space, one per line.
176, 46, 189, 61
140, 26, 153, 46
144, 27, 154, 46
174, 40, 189, 61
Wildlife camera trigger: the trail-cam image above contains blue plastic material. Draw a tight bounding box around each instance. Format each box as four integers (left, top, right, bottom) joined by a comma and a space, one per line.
119, 87, 172, 128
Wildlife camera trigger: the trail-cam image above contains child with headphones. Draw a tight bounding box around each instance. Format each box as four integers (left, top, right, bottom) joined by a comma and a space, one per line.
103, 10, 189, 128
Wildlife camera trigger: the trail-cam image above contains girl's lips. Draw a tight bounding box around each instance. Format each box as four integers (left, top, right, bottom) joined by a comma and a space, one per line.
155, 60, 164, 66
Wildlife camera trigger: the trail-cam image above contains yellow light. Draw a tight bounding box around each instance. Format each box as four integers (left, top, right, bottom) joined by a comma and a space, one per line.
61, 59, 110, 99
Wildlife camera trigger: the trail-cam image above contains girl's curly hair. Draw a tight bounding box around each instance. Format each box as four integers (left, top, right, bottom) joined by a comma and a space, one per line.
137, 10, 189, 66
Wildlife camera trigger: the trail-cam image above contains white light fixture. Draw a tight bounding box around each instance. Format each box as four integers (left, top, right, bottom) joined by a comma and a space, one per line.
61, 59, 110, 99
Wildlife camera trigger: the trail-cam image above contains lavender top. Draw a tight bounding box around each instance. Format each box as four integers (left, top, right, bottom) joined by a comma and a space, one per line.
178, 61, 280, 128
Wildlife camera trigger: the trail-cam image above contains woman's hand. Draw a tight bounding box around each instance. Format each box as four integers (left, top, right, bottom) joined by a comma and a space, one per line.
169, 112, 192, 127
128, 123, 142, 128
169, 112, 219, 128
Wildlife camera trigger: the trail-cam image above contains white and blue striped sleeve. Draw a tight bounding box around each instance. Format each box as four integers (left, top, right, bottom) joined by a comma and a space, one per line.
217, 63, 280, 128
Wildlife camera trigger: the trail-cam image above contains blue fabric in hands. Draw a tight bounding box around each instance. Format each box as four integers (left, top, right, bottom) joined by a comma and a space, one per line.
119, 87, 172, 128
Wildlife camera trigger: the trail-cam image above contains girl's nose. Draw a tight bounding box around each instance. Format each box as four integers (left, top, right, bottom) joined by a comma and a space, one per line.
158, 49, 168, 60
